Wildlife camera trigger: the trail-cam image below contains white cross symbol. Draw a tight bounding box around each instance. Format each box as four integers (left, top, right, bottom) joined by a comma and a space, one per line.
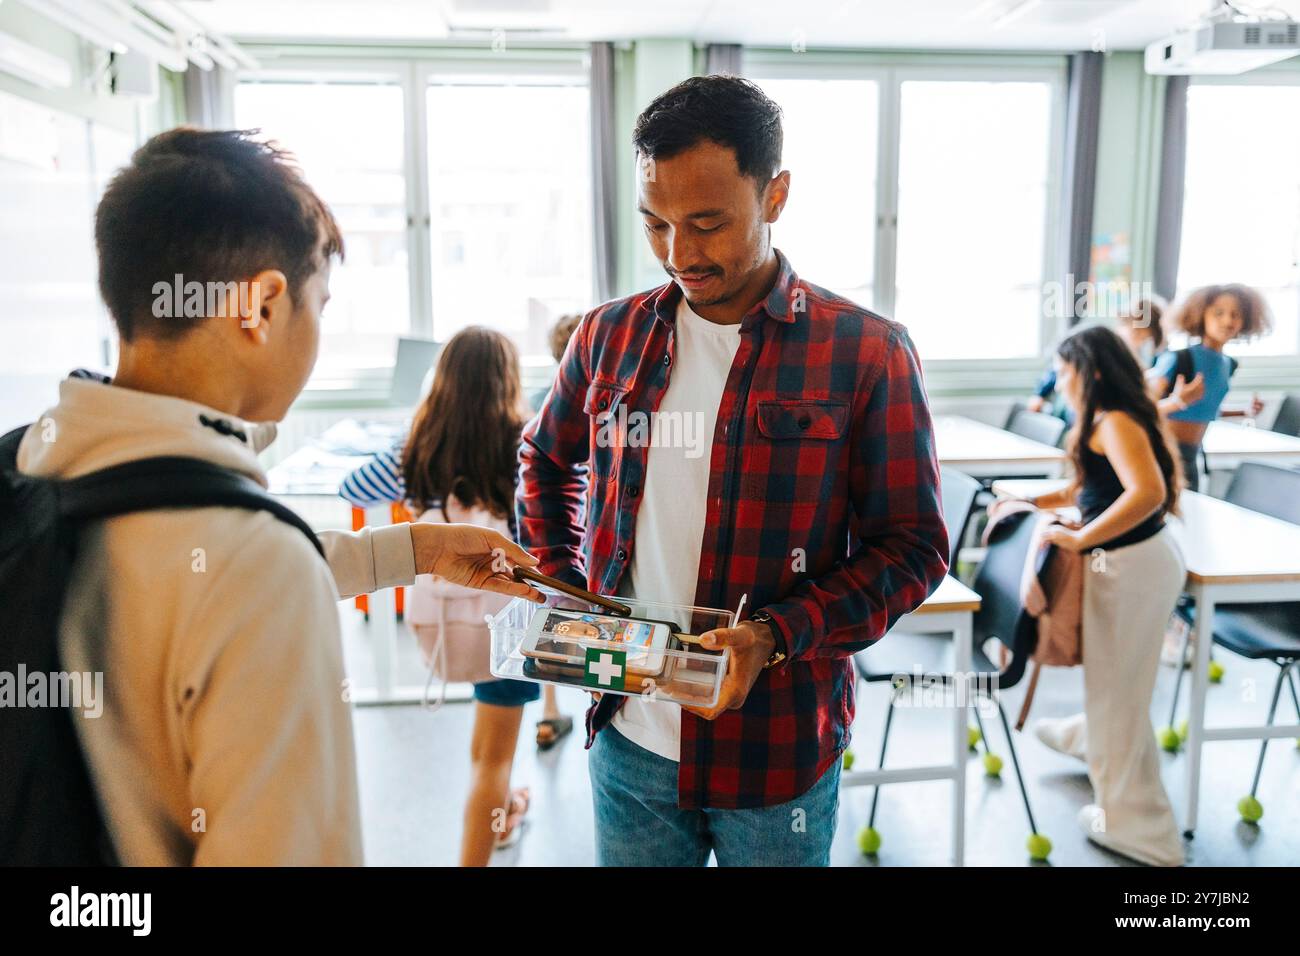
588, 652, 623, 686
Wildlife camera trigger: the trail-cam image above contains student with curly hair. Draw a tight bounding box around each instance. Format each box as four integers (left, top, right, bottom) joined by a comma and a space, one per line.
1150, 284, 1271, 491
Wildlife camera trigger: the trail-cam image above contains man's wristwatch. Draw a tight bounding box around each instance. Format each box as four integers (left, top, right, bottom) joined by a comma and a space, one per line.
750, 610, 786, 669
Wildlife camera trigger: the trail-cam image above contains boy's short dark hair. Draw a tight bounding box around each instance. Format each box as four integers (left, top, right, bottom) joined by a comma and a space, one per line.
95, 127, 343, 341
632, 75, 783, 187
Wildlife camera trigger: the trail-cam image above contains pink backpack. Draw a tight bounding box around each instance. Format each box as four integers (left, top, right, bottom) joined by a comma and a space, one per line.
407, 498, 513, 709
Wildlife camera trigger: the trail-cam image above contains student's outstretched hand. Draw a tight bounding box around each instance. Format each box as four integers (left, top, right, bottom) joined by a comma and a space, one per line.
410, 523, 545, 602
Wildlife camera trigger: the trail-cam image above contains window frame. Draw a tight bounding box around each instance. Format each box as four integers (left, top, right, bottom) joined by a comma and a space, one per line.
746, 50, 1069, 384
235, 46, 593, 402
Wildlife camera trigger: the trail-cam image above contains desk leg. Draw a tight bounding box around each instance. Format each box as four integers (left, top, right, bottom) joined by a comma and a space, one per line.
1183, 582, 1214, 837
369, 586, 397, 701
951, 613, 972, 867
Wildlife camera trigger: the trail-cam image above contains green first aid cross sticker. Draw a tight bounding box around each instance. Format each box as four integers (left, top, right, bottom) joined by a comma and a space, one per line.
584, 647, 626, 691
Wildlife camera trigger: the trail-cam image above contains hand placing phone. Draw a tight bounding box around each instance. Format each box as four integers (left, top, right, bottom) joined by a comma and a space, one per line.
409, 522, 545, 603
681, 619, 777, 721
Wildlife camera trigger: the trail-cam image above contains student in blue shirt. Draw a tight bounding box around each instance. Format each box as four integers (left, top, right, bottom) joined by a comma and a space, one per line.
1151, 284, 1271, 491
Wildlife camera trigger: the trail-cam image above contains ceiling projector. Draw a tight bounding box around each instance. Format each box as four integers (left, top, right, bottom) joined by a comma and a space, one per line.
1146, 15, 1300, 75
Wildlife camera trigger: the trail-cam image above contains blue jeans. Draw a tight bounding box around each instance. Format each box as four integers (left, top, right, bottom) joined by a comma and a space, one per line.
589, 724, 841, 866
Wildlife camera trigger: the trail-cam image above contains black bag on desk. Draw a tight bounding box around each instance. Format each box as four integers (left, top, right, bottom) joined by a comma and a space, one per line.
0, 424, 321, 865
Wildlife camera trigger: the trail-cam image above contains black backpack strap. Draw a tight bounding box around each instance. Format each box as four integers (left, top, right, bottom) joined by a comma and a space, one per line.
58, 456, 324, 557
1173, 347, 1195, 384
1228, 355, 1240, 377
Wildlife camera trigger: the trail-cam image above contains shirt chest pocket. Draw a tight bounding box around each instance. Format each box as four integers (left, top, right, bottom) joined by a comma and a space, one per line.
755, 400, 849, 440
584, 380, 629, 479
741, 400, 850, 503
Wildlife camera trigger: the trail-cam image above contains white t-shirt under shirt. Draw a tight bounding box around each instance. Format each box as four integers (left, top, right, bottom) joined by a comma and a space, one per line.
610, 296, 742, 761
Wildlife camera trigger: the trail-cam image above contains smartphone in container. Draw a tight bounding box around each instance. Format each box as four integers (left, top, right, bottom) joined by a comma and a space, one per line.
520, 607, 675, 678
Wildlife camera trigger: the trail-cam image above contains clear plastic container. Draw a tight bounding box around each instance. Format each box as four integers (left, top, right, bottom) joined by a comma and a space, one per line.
488, 592, 734, 708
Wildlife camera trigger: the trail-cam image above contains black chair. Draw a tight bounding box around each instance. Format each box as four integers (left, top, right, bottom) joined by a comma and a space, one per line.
1167, 462, 1300, 821
1270, 393, 1300, 438
973, 408, 1070, 517
853, 508, 1050, 858
1006, 408, 1069, 450
940, 466, 982, 571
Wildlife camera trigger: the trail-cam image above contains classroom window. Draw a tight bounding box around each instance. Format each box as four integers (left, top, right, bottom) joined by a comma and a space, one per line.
426, 80, 593, 353
1177, 81, 1300, 358
754, 78, 878, 309
894, 80, 1054, 361
235, 62, 592, 384
751, 62, 1062, 362
0, 91, 133, 418
234, 79, 411, 379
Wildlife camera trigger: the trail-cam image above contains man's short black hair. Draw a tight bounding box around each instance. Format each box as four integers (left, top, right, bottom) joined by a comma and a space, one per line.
95, 127, 343, 341
632, 75, 783, 186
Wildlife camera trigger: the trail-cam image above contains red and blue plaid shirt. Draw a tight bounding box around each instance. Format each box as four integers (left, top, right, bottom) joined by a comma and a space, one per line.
517, 250, 947, 809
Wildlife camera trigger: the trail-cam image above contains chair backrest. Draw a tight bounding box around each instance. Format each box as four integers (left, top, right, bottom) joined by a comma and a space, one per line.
939, 466, 982, 569
1003, 400, 1027, 431
971, 507, 1039, 690
1271, 393, 1300, 438
1006, 408, 1068, 449
1224, 461, 1300, 526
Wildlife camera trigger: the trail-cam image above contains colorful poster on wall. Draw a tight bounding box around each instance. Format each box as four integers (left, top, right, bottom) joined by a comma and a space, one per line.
1091, 231, 1134, 319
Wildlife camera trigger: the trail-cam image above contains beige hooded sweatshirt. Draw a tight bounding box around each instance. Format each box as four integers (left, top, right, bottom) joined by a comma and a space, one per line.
16, 374, 417, 866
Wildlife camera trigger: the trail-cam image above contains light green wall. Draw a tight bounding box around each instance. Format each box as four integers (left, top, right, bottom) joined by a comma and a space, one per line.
1090, 51, 1166, 296
619, 38, 696, 295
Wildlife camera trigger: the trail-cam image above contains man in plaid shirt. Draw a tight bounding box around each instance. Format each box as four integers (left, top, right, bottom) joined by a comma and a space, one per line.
518, 76, 947, 865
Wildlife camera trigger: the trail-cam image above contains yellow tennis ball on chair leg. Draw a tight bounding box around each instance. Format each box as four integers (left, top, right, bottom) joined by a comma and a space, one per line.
1237, 795, 1263, 824
1026, 832, 1052, 861
1157, 726, 1181, 752
857, 825, 882, 856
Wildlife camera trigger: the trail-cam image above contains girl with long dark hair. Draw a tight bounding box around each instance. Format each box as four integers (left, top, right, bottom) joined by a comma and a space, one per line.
1020, 325, 1187, 866
341, 326, 537, 864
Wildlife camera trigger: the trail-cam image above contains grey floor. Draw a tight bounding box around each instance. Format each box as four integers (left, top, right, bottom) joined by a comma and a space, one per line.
341, 609, 1300, 867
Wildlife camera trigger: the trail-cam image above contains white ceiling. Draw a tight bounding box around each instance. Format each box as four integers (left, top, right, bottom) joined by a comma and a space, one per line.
175, 0, 1300, 52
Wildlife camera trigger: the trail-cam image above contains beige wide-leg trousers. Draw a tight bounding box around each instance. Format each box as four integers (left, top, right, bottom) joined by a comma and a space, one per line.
1074, 526, 1187, 866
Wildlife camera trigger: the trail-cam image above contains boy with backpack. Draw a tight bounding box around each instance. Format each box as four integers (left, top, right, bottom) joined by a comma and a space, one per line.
0, 128, 540, 865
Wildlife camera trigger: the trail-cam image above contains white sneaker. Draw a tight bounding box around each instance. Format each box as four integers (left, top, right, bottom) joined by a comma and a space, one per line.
1078, 804, 1107, 837
1078, 805, 1184, 867
1033, 714, 1088, 762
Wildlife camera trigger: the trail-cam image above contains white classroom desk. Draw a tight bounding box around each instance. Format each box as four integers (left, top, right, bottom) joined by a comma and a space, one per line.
267, 419, 422, 706
1202, 420, 1300, 470
991, 478, 1300, 838
841, 575, 981, 866
933, 415, 1066, 478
